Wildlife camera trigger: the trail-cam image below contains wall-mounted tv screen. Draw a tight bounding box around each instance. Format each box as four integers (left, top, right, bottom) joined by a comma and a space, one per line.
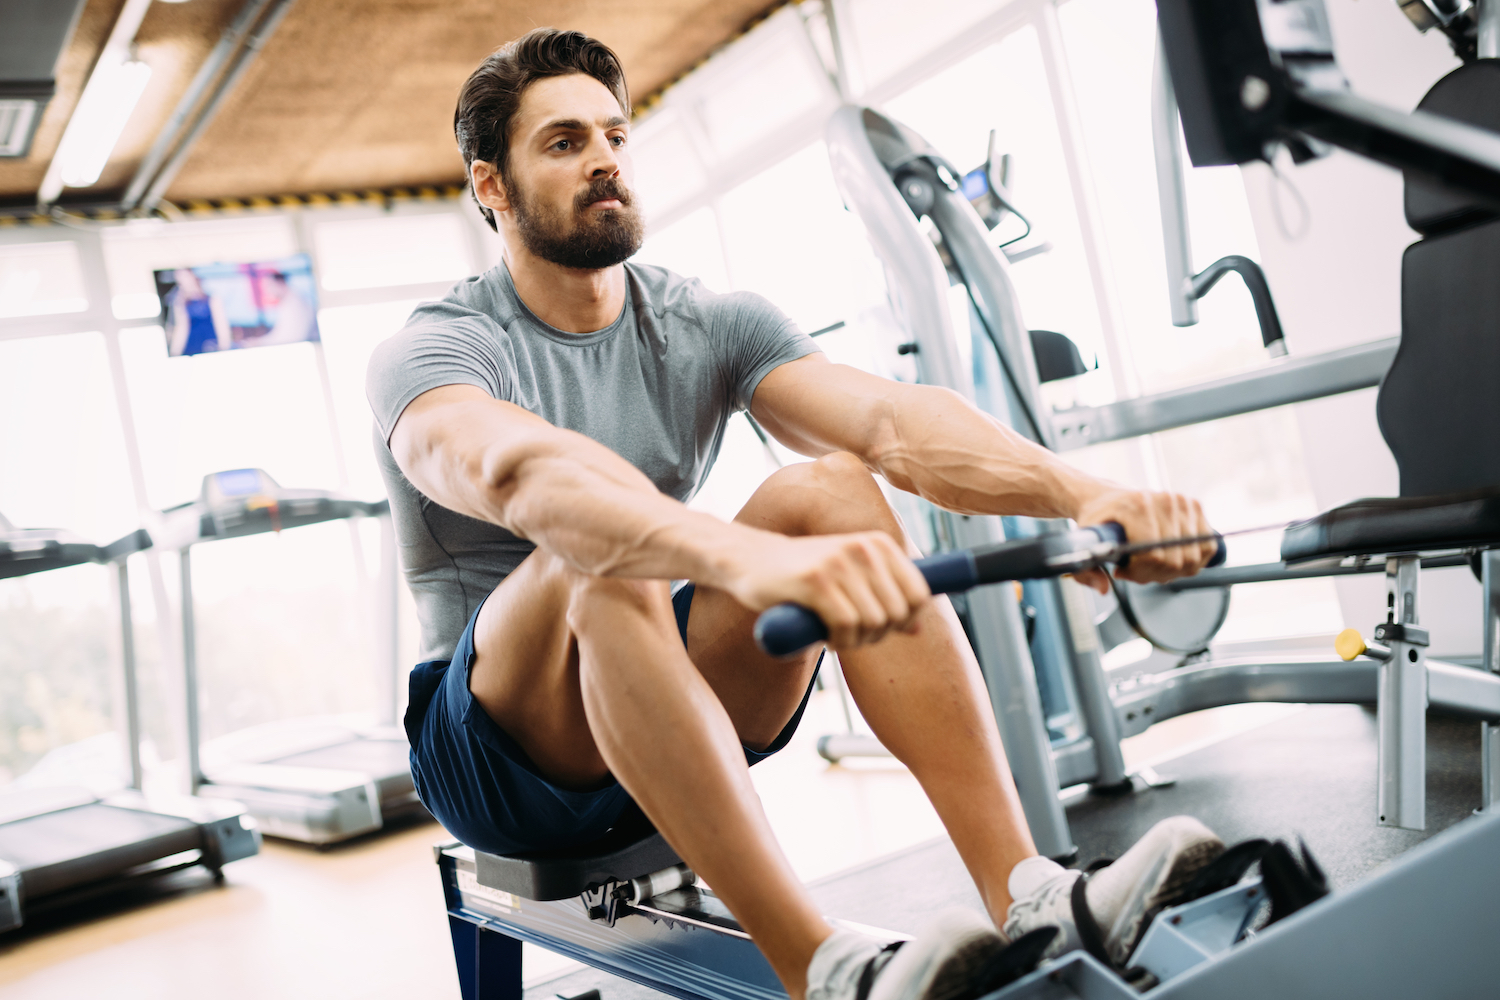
154, 253, 320, 357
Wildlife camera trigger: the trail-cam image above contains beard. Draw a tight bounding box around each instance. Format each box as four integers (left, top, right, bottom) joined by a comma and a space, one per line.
511, 174, 645, 270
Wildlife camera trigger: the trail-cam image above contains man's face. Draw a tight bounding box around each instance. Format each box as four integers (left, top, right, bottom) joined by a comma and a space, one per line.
499, 73, 643, 270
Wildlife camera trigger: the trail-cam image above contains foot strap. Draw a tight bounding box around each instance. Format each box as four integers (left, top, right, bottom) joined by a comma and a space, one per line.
854, 941, 903, 1000
1070, 870, 1113, 968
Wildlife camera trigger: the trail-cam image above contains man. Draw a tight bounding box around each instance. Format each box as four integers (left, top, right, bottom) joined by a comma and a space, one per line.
368, 28, 1224, 1000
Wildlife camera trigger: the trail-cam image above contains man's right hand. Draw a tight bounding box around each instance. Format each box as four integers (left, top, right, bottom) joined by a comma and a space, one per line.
717, 531, 932, 651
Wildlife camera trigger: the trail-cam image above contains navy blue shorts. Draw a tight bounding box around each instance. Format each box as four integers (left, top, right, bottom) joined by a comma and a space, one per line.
404, 583, 822, 856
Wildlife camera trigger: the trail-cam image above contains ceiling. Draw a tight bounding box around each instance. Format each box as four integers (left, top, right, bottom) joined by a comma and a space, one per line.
0, 0, 784, 210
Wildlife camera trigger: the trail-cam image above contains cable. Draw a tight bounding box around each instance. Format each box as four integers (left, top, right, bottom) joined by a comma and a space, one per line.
950, 254, 1048, 445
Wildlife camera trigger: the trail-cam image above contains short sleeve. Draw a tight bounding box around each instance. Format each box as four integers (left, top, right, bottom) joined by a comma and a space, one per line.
705, 291, 820, 411
366, 299, 513, 443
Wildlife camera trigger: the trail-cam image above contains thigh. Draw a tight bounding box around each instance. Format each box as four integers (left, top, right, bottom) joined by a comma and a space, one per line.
468, 549, 609, 789
686, 455, 896, 750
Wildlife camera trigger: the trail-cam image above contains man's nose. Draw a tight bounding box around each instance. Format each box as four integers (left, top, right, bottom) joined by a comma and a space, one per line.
588, 134, 621, 177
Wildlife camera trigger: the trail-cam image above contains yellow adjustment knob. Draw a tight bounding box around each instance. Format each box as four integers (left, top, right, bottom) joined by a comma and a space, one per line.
1335, 628, 1368, 662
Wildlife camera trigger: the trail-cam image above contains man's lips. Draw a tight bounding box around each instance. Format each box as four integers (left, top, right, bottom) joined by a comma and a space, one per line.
587, 198, 623, 210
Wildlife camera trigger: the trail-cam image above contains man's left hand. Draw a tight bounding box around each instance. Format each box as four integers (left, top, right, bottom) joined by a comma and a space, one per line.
1070, 488, 1217, 594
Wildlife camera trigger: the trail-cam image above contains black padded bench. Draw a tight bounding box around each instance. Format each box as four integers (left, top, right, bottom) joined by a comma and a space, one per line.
471, 809, 682, 901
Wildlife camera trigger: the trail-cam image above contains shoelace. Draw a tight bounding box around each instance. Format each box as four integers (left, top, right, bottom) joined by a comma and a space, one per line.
1003, 870, 1078, 929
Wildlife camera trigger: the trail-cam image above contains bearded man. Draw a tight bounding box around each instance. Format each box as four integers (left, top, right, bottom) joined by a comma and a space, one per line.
367, 27, 1224, 1000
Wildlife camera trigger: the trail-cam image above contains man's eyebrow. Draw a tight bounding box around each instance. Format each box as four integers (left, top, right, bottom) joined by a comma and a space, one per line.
532, 115, 630, 139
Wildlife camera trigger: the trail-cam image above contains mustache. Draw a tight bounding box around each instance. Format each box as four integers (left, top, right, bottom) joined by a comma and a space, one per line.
574, 177, 634, 213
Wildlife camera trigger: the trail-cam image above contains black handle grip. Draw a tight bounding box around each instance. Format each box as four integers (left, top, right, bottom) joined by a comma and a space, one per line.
751, 523, 1226, 657
753, 550, 979, 658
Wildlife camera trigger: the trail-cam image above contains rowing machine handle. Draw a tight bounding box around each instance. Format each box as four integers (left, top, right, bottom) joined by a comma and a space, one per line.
751, 523, 1223, 657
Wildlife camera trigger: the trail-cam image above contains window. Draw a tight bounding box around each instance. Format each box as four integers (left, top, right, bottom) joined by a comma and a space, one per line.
880, 25, 1109, 398
1059, 0, 1340, 637
0, 241, 88, 319
849, 0, 1012, 88
314, 213, 474, 291
716, 141, 889, 337
0, 332, 140, 789
634, 207, 730, 294
101, 216, 298, 322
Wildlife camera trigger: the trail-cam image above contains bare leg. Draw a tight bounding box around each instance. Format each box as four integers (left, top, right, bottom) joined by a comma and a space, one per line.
688, 453, 1038, 921
468, 549, 830, 996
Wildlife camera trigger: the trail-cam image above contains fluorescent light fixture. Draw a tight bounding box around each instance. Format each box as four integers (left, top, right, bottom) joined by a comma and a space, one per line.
0, 99, 41, 157
52, 58, 152, 189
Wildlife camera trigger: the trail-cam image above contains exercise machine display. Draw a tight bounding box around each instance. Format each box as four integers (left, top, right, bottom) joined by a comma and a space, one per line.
0, 513, 259, 934
439, 524, 1500, 999
154, 468, 423, 844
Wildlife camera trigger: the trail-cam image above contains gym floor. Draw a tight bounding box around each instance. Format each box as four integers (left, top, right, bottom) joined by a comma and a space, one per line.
0, 688, 1303, 1000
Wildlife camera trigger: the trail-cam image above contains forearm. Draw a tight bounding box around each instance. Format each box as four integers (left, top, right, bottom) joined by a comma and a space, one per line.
500, 447, 766, 583
399, 399, 763, 585
870, 384, 1103, 520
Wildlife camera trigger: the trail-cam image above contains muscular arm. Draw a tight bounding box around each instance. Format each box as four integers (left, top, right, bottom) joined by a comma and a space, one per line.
388, 384, 929, 644
751, 355, 1215, 583
391, 384, 756, 582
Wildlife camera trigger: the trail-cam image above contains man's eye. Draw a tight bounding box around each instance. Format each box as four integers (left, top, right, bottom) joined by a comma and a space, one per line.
552, 139, 570, 151
611, 135, 626, 147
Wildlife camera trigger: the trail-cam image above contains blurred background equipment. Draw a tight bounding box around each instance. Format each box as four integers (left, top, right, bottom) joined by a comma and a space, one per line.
0, 510, 259, 935
153, 468, 414, 845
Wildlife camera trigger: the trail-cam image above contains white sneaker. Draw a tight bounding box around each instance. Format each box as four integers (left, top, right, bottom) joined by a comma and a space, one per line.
808, 910, 1006, 1000
1002, 816, 1225, 966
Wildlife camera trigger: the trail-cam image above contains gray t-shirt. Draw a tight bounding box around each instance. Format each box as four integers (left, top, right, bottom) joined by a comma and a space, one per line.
366, 261, 819, 661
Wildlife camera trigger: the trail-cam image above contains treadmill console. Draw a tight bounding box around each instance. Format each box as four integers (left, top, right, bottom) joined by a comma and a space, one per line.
158, 468, 388, 547
0, 519, 151, 581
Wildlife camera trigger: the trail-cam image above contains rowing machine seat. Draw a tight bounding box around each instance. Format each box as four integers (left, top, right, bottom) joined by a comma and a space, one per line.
1281, 487, 1500, 563
473, 806, 681, 901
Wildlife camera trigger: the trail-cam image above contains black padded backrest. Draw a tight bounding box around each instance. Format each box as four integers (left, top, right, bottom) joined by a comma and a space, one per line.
1380, 220, 1500, 496
1380, 61, 1500, 498
1405, 61, 1500, 237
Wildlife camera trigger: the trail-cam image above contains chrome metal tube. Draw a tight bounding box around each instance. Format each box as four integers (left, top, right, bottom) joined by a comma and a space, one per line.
121, 0, 276, 211
1058, 578, 1128, 787
181, 548, 203, 793
1377, 556, 1427, 830
1152, 30, 1197, 327
117, 559, 143, 791
1050, 337, 1397, 450
1482, 549, 1500, 812
1480, 0, 1500, 59
376, 511, 399, 727
138, 0, 299, 211
950, 512, 1075, 860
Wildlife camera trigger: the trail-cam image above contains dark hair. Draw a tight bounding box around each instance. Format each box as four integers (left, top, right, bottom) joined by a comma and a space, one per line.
455, 28, 631, 232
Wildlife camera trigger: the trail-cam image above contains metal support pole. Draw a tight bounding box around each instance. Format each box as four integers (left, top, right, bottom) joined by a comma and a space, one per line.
1058, 578, 1129, 788
116, 558, 144, 790
1481, 550, 1500, 813
1152, 30, 1197, 327
949, 512, 1076, 860
1377, 556, 1427, 830
181, 547, 204, 793
1480, 0, 1500, 59
376, 511, 400, 727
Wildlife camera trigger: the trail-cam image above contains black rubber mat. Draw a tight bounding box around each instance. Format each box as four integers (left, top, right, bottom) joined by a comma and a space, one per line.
524, 703, 1485, 1000
1063, 704, 1481, 887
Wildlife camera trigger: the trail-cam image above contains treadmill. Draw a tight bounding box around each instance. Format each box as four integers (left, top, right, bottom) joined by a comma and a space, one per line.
0, 514, 260, 934
154, 468, 425, 845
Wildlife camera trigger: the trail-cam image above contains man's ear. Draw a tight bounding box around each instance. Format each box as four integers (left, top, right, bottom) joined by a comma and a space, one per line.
471, 160, 511, 216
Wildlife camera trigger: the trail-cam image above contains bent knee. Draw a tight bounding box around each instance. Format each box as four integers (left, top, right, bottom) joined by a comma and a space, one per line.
749, 451, 898, 536
564, 572, 674, 634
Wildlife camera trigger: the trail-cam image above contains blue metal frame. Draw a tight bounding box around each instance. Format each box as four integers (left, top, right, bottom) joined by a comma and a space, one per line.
439, 845, 785, 1000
